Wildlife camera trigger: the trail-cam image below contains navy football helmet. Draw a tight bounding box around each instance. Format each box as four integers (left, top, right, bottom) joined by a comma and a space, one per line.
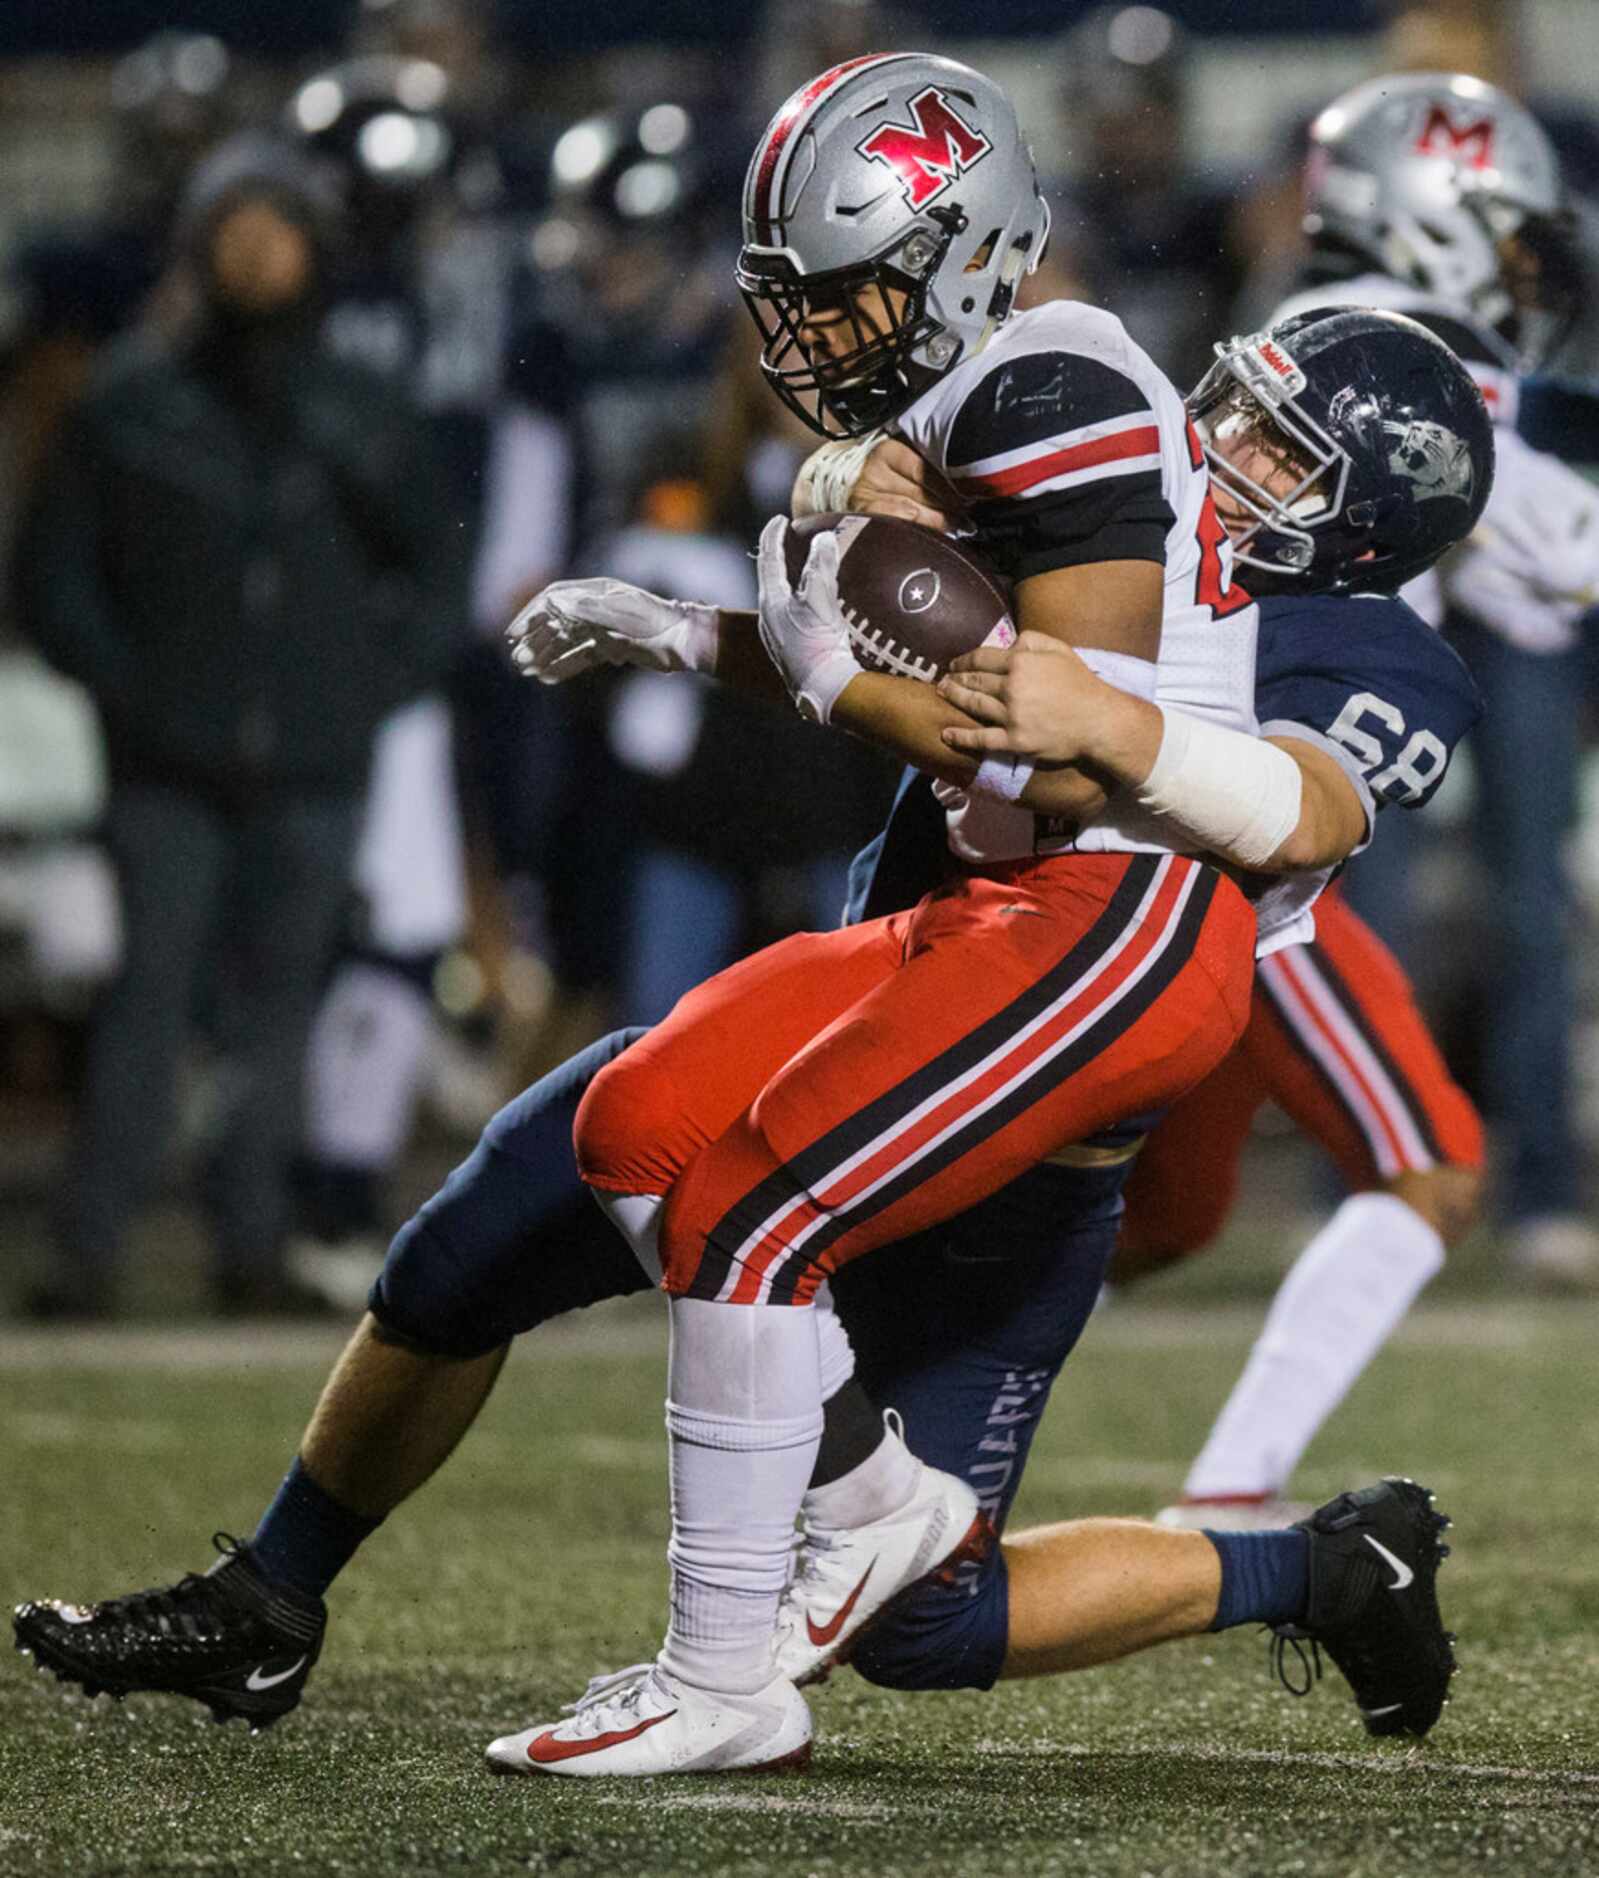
1188, 307, 1494, 596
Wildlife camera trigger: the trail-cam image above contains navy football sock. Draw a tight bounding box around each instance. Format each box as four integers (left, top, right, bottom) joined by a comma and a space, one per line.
1204, 1528, 1310, 1631
249, 1457, 382, 1600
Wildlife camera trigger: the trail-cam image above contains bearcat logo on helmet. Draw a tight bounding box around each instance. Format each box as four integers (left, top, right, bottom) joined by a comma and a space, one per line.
1413, 104, 1495, 168
1382, 419, 1475, 503
856, 86, 993, 210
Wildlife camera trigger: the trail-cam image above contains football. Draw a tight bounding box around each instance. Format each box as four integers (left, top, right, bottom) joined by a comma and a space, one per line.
785, 513, 1014, 683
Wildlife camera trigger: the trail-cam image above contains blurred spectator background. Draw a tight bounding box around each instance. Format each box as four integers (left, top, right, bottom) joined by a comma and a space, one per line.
0, 0, 1596, 1318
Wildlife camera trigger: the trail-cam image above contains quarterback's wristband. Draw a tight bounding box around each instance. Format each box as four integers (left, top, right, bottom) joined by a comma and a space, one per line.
1134, 706, 1301, 869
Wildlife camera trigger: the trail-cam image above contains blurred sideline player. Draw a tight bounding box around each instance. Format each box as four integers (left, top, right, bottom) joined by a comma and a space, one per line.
16, 63, 1481, 1774
283, 56, 568, 1303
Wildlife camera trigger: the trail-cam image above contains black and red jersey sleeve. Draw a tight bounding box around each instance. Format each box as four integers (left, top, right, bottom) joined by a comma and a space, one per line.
945, 349, 1174, 584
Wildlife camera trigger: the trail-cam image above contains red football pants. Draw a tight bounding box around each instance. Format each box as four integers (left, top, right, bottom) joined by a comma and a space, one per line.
1119, 886, 1484, 1261
577, 851, 1255, 1304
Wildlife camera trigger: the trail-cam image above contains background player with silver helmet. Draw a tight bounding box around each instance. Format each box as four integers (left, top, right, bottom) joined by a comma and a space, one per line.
1278, 72, 1599, 1287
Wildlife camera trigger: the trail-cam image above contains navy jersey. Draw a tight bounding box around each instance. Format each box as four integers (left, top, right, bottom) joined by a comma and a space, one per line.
844, 589, 1482, 944
1254, 591, 1483, 817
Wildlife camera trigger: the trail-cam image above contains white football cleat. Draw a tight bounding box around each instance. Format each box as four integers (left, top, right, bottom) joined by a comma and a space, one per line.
1154, 1496, 1315, 1532
485, 1660, 812, 1778
774, 1462, 991, 1687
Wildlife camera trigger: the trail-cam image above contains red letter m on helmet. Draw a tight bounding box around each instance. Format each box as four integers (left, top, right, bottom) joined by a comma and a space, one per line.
1415, 104, 1495, 168
857, 87, 993, 210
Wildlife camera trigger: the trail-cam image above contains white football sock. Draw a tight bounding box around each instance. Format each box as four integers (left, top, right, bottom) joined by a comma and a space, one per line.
1183, 1191, 1445, 1500
304, 961, 433, 1169
803, 1409, 922, 1531
593, 1190, 664, 1283
663, 1296, 823, 1694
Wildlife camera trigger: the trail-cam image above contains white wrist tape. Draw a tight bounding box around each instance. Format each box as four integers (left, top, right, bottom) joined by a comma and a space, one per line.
667, 599, 722, 675
793, 430, 888, 517
1135, 706, 1302, 868
972, 755, 1036, 803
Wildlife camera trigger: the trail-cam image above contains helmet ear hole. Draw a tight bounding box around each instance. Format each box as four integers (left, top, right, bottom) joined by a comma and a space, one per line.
964, 229, 1002, 273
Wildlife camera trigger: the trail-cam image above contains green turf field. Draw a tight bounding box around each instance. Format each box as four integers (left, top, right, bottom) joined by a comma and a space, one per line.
2, 1292, 1597, 1878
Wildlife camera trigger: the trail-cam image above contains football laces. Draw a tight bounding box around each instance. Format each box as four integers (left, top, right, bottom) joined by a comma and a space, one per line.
841, 605, 941, 683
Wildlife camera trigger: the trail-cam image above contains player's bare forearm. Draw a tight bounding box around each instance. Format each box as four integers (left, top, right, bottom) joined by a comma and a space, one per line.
1015, 679, 1156, 821
829, 669, 983, 784
1262, 738, 1369, 871
831, 671, 1113, 815
941, 638, 1367, 872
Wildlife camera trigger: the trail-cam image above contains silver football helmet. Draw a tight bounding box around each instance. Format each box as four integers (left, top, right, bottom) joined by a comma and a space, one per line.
1304, 71, 1581, 366
736, 53, 1051, 437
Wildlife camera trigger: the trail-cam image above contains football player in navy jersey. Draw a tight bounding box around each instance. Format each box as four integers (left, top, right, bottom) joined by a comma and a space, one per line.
14, 72, 1487, 1773
837, 319, 1492, 1550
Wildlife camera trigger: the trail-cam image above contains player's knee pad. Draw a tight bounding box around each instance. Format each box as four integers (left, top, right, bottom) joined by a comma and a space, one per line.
370, 1027, 653, 1355
849, 1547, 1009, 1692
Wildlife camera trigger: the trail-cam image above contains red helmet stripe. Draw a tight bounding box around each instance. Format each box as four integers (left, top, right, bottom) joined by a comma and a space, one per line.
752, 52, 910, 237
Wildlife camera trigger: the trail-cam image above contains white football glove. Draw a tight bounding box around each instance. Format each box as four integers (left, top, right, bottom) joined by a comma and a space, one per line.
756, 516, 863, 724
506, 578, 720, 685
1440, 431, 1599, 654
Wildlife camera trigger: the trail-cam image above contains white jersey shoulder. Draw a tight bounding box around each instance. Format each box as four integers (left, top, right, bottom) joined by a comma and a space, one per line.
1269, 274, 1519, 426
892, 299, 1162, 475
896, 300, 1260, 872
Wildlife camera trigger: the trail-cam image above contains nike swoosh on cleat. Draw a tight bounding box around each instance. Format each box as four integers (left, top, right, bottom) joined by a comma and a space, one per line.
526, 1710, 677, 1764
1363, 1535, 1416, 1591
1363, 1703, 1404, 1718
806, 1561, 876, 1649
244, 1657, 307, 1692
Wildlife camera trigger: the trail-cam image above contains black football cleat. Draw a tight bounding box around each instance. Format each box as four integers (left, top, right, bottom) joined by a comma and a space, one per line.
13, 1535, 325, 1730
1271, 1476, 1455, 1738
